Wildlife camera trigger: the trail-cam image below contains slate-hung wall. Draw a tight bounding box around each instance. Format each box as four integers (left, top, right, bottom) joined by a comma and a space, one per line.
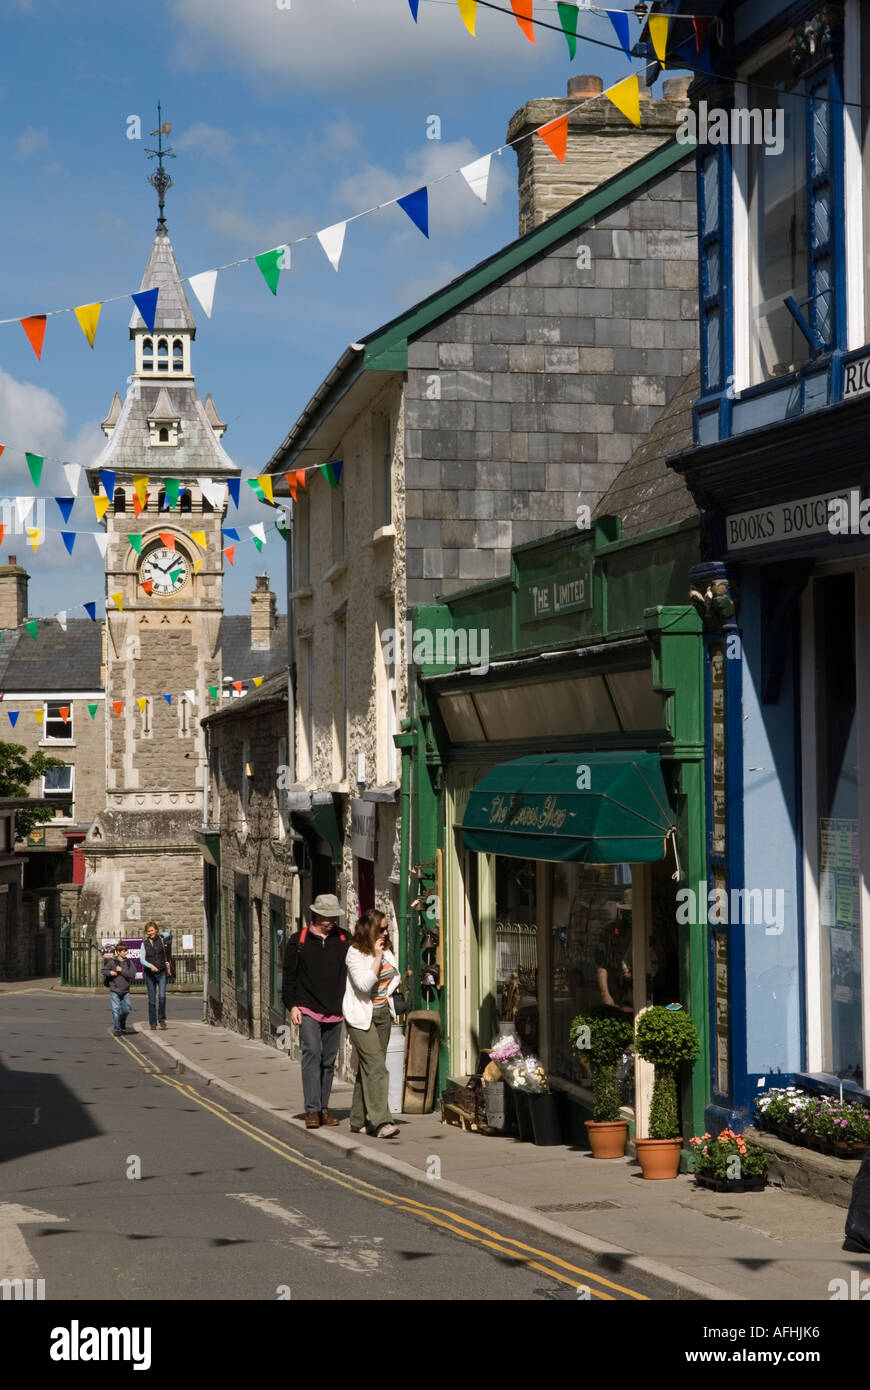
404, 162, 698, 604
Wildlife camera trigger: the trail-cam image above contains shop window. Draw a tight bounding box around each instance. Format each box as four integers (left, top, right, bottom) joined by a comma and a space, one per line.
815, 573, 862, 1085
494, 857, 539, 1055
44, 701, 73, 741
42, 763, 73, 819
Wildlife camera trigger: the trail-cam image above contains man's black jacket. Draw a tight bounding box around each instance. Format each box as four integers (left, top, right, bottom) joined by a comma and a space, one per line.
282, 925, 349, 1017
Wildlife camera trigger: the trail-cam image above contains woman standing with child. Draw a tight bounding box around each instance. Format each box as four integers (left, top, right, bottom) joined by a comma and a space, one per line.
344, 909, 401, 1139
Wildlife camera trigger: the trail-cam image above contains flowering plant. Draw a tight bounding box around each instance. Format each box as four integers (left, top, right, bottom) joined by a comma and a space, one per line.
754, 1086, 809, 1128
489, 1039, 522, 1065
755, 1088, 870, 1146
502, 1054, 548, 1093
690, 1129, 769, 1179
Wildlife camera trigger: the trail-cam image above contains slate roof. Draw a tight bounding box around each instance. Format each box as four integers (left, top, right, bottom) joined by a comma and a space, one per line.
128, 226, 197, 334
219, 615, 288, 685
89, 377, 238, 478
0, 620, 102, 692
202, 668, 288, 726
594, 369, 700, 538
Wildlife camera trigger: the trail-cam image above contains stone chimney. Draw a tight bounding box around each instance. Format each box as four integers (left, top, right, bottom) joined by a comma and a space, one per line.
508, 74, 692, 236
251, 574, 276, 650
0, 555, 29, 630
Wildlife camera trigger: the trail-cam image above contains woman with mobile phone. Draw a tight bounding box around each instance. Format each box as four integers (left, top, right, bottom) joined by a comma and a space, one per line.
343, 909, 401, 1138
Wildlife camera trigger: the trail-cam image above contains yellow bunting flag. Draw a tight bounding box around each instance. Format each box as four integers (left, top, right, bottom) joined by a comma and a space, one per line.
136, 697, 148, 713
193, 558, 204, 575
256, 475, 274, 504
605, 74, 641, 129
190, 531, 207, 550
26, 527, 42, 552
34, 709, 44, 725
133, 476, 149, 508
74, 302, 102, 349
110, 591, 123, 611
648, 15, 670, 63
94, 495, 111, 522
252, 676, 264, 687
457, 0, 476, 35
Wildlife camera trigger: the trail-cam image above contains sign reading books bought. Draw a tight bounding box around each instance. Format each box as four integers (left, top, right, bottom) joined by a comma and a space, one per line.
725, 488, 857, 551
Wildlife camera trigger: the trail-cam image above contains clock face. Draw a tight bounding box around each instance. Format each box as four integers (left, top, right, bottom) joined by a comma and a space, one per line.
140, 546, 190, 597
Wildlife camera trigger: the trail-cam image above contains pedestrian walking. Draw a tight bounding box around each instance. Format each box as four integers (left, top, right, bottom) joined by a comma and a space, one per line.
344, 909, 401, 1139
141, 921, 173, 1031
844, 1147, 870, 1253
282, 894, 349, 1129
102, 943, 136, 1035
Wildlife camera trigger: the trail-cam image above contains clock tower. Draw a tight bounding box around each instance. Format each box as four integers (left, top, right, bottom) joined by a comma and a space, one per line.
79, 169, 240, 951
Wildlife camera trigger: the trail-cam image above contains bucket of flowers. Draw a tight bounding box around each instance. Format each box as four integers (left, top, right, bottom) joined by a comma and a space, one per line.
690, 1129, 770, 1193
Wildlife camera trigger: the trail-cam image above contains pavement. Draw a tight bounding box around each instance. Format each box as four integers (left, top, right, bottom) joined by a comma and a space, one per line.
131, 1008, 870, 1303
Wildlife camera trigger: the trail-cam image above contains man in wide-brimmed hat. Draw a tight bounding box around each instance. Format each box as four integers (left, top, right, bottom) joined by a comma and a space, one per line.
282, 894, 350, 1128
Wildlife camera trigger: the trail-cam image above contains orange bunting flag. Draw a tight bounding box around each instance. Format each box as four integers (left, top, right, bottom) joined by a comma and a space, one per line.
537, 115, 568, 163
34, 709, 44, 725
0, 445, 4, 458
133, 476, 149, 508
133, 492, 149, 518
223, 545, 236, 565
510, 0, 535, 43
94, 495, 111, 522
457, 0, 476, 35
605, 74, 641, 128
256, 475, 274, 504
232, 681, 243, 693
74, 302, 102, 349
648, 15, 670, 63
190, 531, 206, 549
141, 580, 154, 596
59, 706, 70, 724
136, 697, 148, 713
159, 532, 175, 549
0, 526, 5, 549
112, 701, 123, 717
110, 591, 123, 612
20, 315, 47, 360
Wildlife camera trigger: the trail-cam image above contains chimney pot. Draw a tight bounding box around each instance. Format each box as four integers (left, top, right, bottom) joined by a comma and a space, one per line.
250, 575, 277, 651
0, 555, 28, 628
662, 77, 691, 102
8, 555, 16, 566
567, 75, 603, 99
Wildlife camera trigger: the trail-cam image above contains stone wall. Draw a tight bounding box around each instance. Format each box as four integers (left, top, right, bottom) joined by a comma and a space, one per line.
6, 695, 106, 832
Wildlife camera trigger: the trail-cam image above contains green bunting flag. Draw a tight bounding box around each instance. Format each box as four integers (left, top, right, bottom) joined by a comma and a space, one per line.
252, 537, 264, 553
128, 534, 143, 554
255, 247, 286, 296
208, 685, 218, 701
163, 477, 180, 509
87, 703, 98, 720
556, 2, 579, 59
25, 620, 38, 641
25, 453, 44, 488
320, 460, 343, 489
247, 478, 266, 503
275, 511, 288, 539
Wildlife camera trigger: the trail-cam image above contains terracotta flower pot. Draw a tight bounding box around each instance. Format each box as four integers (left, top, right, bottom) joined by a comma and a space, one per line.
635, 1136, 683, 1180
585, 1118, 629, 1159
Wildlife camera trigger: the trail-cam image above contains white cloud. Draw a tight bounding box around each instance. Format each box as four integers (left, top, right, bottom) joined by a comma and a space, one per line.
187, 194, 310, 252
334, 138, 508, 233
171, 0, 533, 86
0, 369, 102, 477
16, 126, 48, 160
175, 122, 234, 159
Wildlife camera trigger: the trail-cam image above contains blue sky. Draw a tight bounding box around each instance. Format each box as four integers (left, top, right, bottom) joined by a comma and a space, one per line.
0, 0, 637, 616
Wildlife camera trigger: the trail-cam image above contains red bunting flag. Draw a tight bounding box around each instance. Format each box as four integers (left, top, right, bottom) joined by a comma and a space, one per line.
133, 492, 150, 518
0, 445, 4, 459
232, 681, 243, 693
223, 545, 236, 565
112, 701, 123, 717
159, 532, 175, 550
510, 0, 535, 44
537, 115, 568, 164
0, 527, 5, 550
59, 706, 70, 724
20, 315, 47, 360
693, 17, 710, 54
141, 580, 154, 596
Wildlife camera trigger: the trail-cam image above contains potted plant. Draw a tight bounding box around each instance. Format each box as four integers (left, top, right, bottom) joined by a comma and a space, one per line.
690, 1129, 770, 1192
569, 1007, 635, 1158
633, 1004, 699, 1179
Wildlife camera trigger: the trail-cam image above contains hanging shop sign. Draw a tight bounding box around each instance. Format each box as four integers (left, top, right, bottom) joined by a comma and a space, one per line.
349, 798, 376, 861
725, 488, 858, 552
518, 558, 593, 624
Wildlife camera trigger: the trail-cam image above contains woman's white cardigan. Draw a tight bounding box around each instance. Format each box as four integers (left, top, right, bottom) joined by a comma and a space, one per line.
343, 946, 400, 1030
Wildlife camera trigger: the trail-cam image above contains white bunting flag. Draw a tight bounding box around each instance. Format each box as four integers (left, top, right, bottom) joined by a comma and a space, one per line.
249, 523, 266, 545
55, 611, 68, 631
188, 270, 218, 319
15, 496, 34, 527
460, 153, 492, 205
92, 533, 109, 558
317, 221, 347, 272
198, 477, 227, 510
184, 688, 196, 706
63, 463, 82, 495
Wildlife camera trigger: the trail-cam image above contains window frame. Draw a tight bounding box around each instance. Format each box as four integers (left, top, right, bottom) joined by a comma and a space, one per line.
43, 700, 73, 743
42, 762, 74, 820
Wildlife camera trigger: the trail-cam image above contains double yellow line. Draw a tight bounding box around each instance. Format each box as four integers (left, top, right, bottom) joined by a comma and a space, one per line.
112, 1030, 647, 1301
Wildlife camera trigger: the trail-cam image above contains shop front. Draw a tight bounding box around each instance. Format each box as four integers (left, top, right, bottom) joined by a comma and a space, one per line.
406, 519, 710, 1141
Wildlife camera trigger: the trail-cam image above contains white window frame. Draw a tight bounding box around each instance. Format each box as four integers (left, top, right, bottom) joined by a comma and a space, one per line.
43, 700, 74, 743
42, 763, 74, 820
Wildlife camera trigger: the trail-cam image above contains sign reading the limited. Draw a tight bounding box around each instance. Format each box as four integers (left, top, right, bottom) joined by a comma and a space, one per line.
519, 560, 592, 623
726, 488, 854, 551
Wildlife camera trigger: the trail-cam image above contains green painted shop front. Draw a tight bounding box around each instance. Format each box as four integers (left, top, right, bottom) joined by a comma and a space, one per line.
401, 517, 710, 1148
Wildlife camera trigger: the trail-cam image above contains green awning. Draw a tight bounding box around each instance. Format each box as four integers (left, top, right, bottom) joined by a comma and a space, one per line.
460, 751, 674, 863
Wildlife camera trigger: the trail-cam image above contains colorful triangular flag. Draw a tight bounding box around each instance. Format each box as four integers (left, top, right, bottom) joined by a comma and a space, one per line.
92, 534, 109, 558
26, 527, 42, 553
223, 546, 236, 566
133, 493, 149, 518
34, 709, 44, 725
460, 154, 491, 205
509, 0, 534, 43
537, 115, 568, 163
128, 534, 143, 554
163, 694, 172, 705
184, 689, 196, 705
320, 460, 344, 489
556, 3, 578, 59
232, 681, 243, 694
222, 527, 240, 542
693, 17, 710, 54
20, 316, 46, 360
87, 703, 98, 720
74, 302, 102, 349
457, 0, 476, 35
110, 591, 123, 612
131, 288, 159, 334
15, 497, 34, 529
227, 478, 240, 509
605, 74, 641, 129
252, 676, 264, 688
55, 497, 75, 524
163, 477, 180, 509
190, 530, 206, 549
133, 476, 149, 508
208, 686, 218, 702
112, 701, 123, 717
63, 463, 81, 495
256, 475, 274, 504
99, 469, 115, 498
58, 706, 70, 724
193, 558, 204, 575
136, 697, 147, 713
83, 601, 97, 621
648, 14, 670, 63
25, 453, 44, 488
141, 580, 154, 596
316, 222, 347, 273
159, 532, 175, 549
61, 532, 76, 556
397, 187, 429, 238
188, 270, 217, 319
55, 611, 67, 631
255, 247, 288, 296
8, 711, 18, 727
607, 9, 632, 57
94, 495, 111, 522
408, 0, 419, 18
25, 620, 38, 641
248, 479, 265, 503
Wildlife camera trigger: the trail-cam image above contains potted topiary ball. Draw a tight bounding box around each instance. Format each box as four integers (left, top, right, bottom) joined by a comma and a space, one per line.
570, 1007, 635, 1158
633, 1004, 699, 1179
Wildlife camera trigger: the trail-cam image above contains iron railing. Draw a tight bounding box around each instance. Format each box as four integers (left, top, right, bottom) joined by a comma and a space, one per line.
60, 936, 204, 991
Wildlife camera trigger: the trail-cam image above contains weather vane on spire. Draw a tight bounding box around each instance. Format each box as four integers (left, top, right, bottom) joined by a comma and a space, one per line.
146, 103, 175, 228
